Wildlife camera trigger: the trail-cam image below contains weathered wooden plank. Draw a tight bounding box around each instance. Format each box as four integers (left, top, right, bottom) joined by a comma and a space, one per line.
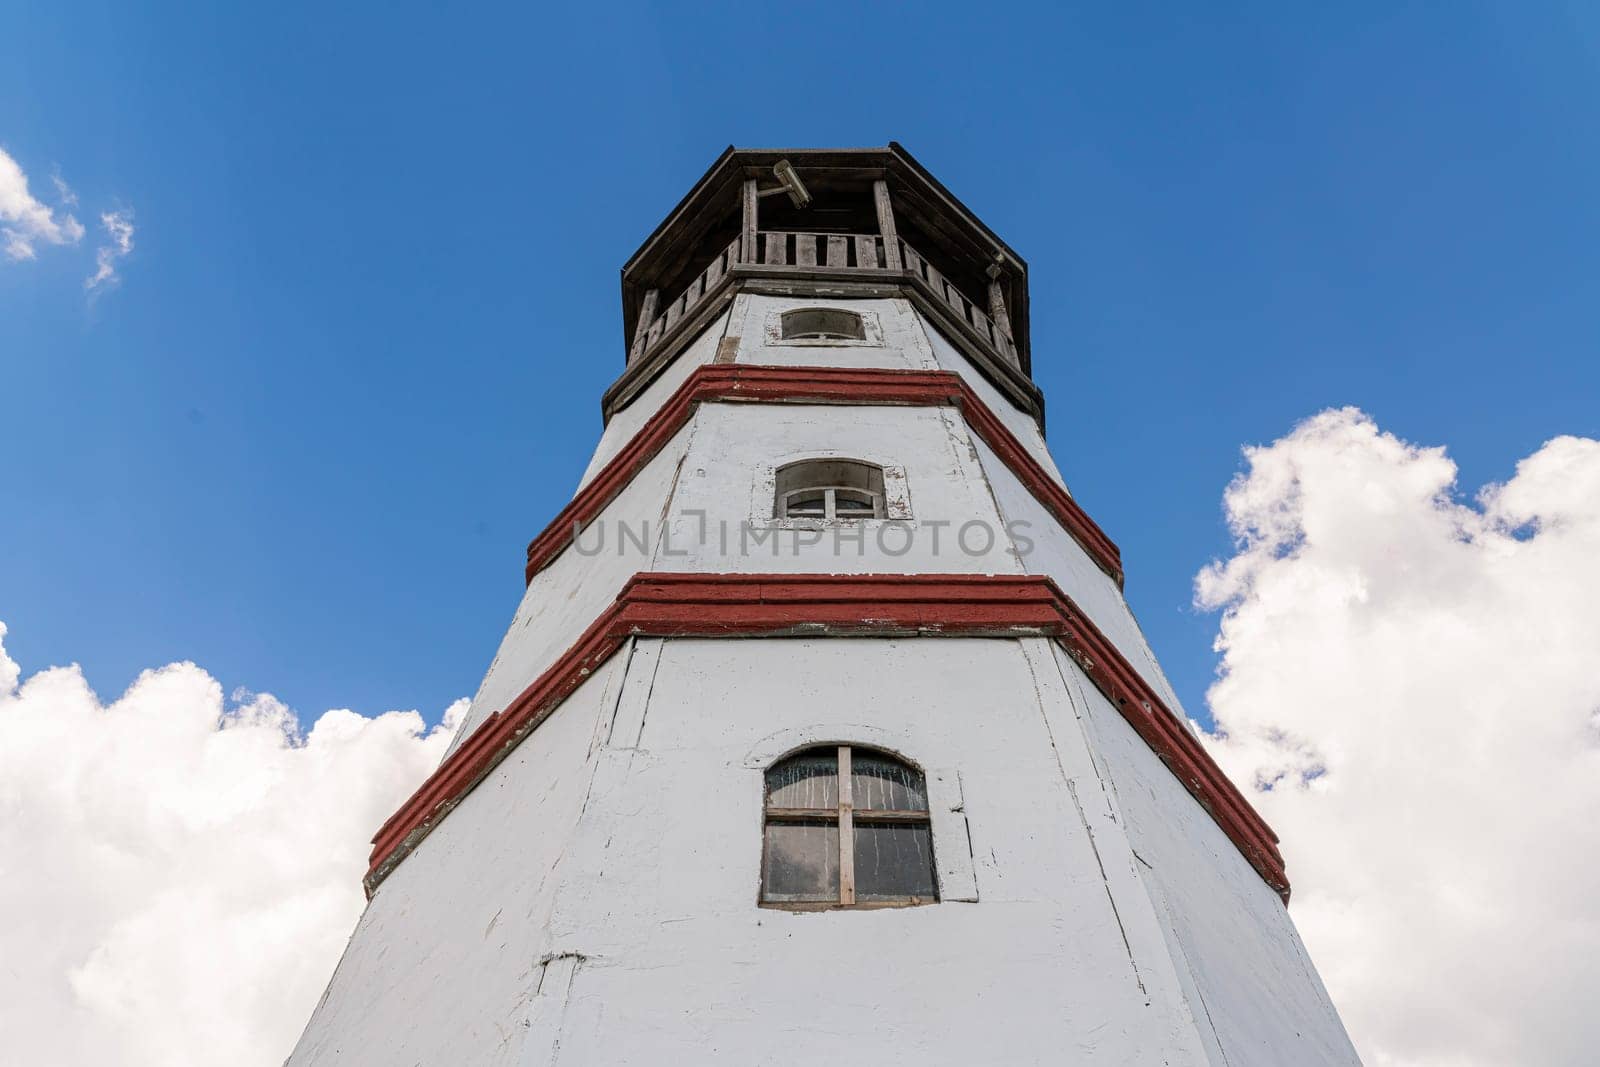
944, 279, 965, 317
629, 289, 660, 362
740, 179, 759, 264
838, 745, 855, 906
958, 293, 977, 326
854, 234, 878, 269
900, 242, 922, 279
763, 232, 786, 265
826, 235, 848, 268
873, 180, 903, 270
795, 232, 817, 267
985, 273, 1011, 343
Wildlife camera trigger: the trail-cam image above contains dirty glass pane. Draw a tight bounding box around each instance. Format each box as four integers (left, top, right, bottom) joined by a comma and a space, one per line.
784, 491, 827, 518
832, 489, 880, 518
853, 821, 937, 901
850, 752, 928, 812
766, 749, 839, 809
762, 821, 840, 902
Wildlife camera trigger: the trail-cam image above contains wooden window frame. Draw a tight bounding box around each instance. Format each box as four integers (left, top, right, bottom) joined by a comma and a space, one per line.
778, 485, 885, 520
773, 459, 890, 522
760, 744, 937, 911
778, 307, 868, 342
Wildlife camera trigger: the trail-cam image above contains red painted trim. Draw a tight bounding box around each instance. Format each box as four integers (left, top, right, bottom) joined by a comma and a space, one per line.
524, 365, 1125, 586
366, 573, 1287, 901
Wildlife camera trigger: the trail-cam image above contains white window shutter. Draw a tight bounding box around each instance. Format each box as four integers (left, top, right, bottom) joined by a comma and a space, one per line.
927, 768, 979, 902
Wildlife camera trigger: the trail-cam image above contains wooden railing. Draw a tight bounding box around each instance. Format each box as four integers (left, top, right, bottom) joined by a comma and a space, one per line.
630, 235, 743, 362
897, 240, 1018, 365
754, 230, 890, 270
629, 230, 1018, 368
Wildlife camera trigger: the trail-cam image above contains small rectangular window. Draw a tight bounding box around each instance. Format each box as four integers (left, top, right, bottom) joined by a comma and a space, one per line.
780, 307, 866, 341
774, 460, 888, 521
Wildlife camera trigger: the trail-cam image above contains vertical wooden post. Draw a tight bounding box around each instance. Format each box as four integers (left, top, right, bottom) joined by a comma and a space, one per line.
873, 179, 903, 271
986, 259, 1015, 343
629, 288, 659, 363
837, 745, 855, 905
741, 179, 759, 266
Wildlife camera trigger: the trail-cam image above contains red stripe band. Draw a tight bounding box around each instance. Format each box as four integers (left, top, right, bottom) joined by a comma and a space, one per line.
366, 573, 1287, 902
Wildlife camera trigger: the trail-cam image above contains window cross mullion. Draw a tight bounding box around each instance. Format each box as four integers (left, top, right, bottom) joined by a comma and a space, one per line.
837, 744, 856, 906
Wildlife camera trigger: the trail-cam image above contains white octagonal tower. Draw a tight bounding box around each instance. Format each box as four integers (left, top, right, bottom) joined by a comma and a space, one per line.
289, 145, 1360, 1066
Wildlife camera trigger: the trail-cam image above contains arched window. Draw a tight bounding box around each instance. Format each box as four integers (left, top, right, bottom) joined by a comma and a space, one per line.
761, 745, 937, 908
775, 459, 886, 520
780, 307, 866, 342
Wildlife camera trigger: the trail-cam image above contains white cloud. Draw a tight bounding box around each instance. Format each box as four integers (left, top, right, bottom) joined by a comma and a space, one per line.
85, 208, 135, 293
1197, 409, 1600, 1067
0, 145, 84, 261
52, 170, 79, 207
0, 622, 463, 1067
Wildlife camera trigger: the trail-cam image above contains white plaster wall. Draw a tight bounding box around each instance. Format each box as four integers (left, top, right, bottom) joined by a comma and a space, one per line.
456, 375, 1039, 755
524, 636, 1216, 1066
299, 635, 1356, 1066
659, 402, 1022, 576
591, 294, 1058, 495
725, 292, 1064, 492
460, 296, 1182, 752
731, 293, 938, 371
1049, 643, 1362, 1066
287, 650, 630, 1067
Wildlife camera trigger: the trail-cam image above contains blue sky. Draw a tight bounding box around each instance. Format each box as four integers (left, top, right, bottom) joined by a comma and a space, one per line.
3, 2, 1596, 730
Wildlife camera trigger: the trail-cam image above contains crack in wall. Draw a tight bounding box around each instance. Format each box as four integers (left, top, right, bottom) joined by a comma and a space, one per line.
960, 412, 1033, 572
598, 640, 637, 753
648, 425, 697, 568
1048, 642, 1245, 1064
1017, 640, 1148, 999
627, 643, 663, 752
524, 953, 588, 1067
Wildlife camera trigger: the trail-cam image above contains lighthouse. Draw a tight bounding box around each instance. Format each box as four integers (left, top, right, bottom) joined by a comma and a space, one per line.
288, 145, 1360, 1065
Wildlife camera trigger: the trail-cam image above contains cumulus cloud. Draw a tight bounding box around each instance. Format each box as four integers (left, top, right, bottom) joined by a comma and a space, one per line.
1197, 409, 1600, 1067
0, 623, 462, 1067
85, 208, 135, 293
0, 145, 84, 260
